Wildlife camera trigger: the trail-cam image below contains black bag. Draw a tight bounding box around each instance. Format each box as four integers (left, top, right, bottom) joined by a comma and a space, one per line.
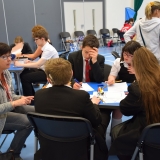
0, 151, 15, 160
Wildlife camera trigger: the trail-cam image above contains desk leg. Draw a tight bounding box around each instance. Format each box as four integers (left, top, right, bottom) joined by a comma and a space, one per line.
15, 72, 22, 95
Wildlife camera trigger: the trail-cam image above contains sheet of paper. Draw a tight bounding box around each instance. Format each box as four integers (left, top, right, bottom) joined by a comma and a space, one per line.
46, 83, 52, 88
80, 83, 94, 91
107, 82, 128, 92
103, 91, 126, 103
91, 91, 126, 103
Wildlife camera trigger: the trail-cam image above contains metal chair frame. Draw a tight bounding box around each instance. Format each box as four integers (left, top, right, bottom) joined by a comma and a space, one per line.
59, 32, 71, 51
27, 112, 95, 160
100, 29, 112, 46
131, 123, 160, 160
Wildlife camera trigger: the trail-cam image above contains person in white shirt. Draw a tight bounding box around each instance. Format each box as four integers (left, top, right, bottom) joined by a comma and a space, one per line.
124, 1, 160, 63
106, 41, 141, 128
15, 29, 59, 100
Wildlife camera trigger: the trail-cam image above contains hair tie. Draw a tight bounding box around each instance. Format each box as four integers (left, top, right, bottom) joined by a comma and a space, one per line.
150, 2, 154, 6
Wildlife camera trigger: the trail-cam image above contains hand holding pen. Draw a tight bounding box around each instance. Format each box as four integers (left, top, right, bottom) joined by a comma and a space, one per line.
73, 79, 82, 90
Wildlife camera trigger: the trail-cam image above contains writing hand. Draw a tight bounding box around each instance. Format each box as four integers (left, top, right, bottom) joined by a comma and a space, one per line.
105, 78, 115, 85
73, 82, 82, 90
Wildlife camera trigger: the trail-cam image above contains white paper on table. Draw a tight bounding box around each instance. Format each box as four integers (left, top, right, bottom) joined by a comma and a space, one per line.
107, 82, 128, 92
90, 91, 126, 103
46, 83, 52, 88
103, 91, 126, 103
80, 83, 94, 91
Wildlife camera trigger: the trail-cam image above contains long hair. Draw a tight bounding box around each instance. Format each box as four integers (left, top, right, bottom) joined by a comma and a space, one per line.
145, 1, 160, 19
133, 47, 160, 124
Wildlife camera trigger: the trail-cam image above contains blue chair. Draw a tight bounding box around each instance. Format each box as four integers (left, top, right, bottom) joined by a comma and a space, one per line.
27, 112, 95, 160
131, 123, 160, 160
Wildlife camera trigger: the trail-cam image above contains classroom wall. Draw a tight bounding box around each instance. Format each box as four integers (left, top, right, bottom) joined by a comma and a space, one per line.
105, 0, 134, 34
0, 0, 62, 51
0, 0, 138, 51
136, 0, 151, 20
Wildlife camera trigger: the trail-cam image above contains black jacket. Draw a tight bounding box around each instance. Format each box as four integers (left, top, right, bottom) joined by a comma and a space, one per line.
10, 42, 32, 54
34, 85, 107, 160
68, 50, 104, 83
109, 81, 147, 156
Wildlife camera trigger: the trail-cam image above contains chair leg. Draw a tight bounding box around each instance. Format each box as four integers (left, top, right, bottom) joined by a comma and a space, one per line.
62, 39, 67, 51
0, 134, 9, 149
34, 136, 38, 153
131, 147, 139, 160
90, 144, 94, 160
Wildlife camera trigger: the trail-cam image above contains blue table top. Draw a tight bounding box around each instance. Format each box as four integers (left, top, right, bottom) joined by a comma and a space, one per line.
9, 64, 23, 72
87, 82, 130, 109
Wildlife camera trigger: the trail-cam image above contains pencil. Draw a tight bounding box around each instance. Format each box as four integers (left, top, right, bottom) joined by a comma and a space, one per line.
115, 80, 122, 83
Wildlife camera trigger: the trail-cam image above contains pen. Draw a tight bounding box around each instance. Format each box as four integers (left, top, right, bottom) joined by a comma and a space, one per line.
74, 79, 82, 86
115, 80, 122, 83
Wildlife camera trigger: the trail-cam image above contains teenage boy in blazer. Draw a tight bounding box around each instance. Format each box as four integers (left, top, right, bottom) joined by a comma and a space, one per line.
68, 35, 104, 89
34, 58, 108, 160
68, 34, 112, 144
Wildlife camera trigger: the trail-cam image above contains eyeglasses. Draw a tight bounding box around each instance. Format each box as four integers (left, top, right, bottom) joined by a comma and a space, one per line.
123, 52, 133, 58
0, 54, 12, 60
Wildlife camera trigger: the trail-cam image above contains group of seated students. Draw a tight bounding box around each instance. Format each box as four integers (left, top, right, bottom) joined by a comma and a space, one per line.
0, 20, 160, 159
12, 25, 59, 104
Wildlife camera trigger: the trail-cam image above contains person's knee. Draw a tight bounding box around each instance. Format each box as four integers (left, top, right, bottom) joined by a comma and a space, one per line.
15, 105, 35, 114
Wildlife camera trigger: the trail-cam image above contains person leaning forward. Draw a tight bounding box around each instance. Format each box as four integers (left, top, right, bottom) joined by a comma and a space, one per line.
68, 34, 112, 147
34, 58, 108, 160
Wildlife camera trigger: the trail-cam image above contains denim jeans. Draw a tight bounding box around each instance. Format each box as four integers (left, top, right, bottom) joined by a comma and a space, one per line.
3, 105, 35, 156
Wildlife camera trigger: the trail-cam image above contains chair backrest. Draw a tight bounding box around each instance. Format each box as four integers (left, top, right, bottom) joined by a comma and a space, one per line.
104, 64, 112, 81
27, 112, 95, 159
27, 112, 94, 140
59, 32, 71, 39
112, 28, 119, 37
132, 123, 160, 160
112, 28, 118, 34
87, 30, 97, 36
74, 31, 85, 37
59, 51, 70, 60
111, 51, 120, 59
100, 29, 110, 35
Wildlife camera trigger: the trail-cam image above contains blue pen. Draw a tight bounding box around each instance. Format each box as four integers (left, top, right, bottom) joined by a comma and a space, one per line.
74, 79, 82, 86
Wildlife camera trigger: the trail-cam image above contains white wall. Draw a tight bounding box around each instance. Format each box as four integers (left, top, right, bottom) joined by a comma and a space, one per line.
136, 0, 151, 20
64, 2, 103, 39
105, 0, 134, 35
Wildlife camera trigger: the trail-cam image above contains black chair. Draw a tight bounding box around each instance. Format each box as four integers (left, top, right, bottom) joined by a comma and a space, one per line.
112, 28, 119, 41
131, 123, 160, 160
87, 30, 97, 36
59, 51, 70, 60
74, 31, 85, 38
104, 64, 112, 81
0, 130, 15, 150
100, 29, 112, 46
59, 32, 71, 51
111, 51, 120, 59
114, 30, 125, 52
74, 31, 85, 49
27, 112, 95, 160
